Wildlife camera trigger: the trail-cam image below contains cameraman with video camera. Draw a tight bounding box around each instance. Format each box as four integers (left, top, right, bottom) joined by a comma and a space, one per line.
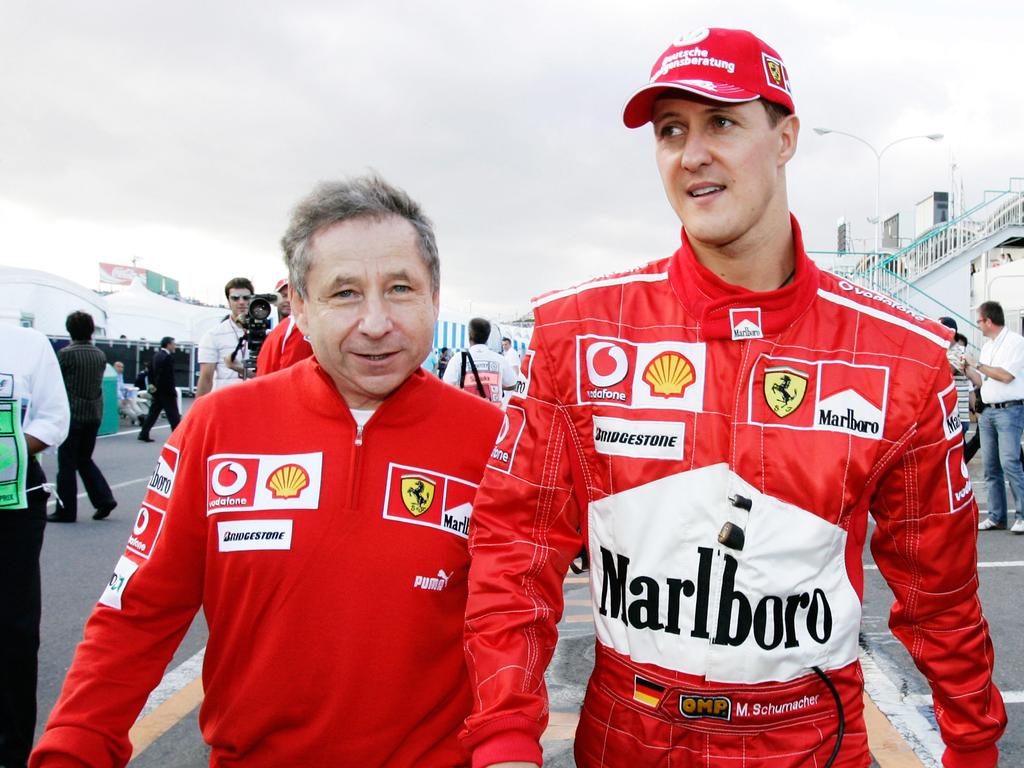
196, 277, 262, 397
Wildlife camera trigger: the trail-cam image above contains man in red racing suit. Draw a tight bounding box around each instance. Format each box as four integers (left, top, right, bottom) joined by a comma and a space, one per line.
461, 27, 1005, 768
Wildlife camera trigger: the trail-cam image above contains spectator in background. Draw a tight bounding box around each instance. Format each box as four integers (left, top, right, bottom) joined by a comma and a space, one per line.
138, 337, 181, 443
112, 361, 145, 426
501, 336, 521, 374
441, 318, 515, 405
51, 311, 117, 523
196, 278, 253, 396
964, 300, 1024, 532
256, 278, 314, 376
0, 322, 69, 768
436, 346, 452, 378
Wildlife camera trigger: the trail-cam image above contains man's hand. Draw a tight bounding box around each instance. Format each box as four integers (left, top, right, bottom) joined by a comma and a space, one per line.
223, 353, 245, 376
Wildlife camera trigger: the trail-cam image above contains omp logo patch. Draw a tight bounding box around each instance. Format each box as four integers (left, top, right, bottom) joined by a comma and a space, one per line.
206, 453, 322, 514
577, 336, 706, 411
98, 555, 139, 610
146, 444, 180, 501
488, 405, 526, 473
126, 504, 165, 560
593, 416, 685, 460
680, 694, 732, 720
382, 463, 479, 539
729, 308, 763, 340
747, 355, 888, 439
217, 520, 293, 552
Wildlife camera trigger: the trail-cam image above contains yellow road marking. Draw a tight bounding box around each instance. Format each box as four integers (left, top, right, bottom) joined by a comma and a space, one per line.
564, 576, 588, 584
564, 598, 591, 606
128, 678, 204, 761
541, 711, 579, 743
564, 614, 593, 623
863, 692, 926, 767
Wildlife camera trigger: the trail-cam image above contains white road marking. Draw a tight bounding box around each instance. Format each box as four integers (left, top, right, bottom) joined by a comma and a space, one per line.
860, 646, 944, 767
905, 690, 1024, 706
47, 476, 151, 508
138, 647, 206, 718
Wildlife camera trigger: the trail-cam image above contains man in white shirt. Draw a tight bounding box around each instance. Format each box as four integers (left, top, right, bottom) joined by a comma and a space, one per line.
0, 322, 70, 768
501, 336, 521, 374
442, 318, 516, 405
196, 278, 253, 397
964, 300, 1024, 531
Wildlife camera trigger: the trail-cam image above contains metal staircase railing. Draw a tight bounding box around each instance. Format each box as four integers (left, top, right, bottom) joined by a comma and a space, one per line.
811, 177, 1024, 302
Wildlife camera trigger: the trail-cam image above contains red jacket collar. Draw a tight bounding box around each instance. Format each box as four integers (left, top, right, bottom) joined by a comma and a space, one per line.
667, 215, 821, 340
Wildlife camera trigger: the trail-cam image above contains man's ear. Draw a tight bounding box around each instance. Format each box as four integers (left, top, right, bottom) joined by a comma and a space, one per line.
777, 114, 800, 167
291, 291, 308, 336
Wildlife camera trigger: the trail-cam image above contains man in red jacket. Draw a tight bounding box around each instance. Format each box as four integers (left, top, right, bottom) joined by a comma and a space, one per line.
32, 175, 503, 768
255, 277, 314, 376
461, 27, 1005, 768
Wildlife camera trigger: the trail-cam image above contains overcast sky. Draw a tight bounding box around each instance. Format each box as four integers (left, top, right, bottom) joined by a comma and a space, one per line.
2, 1, 1021, 318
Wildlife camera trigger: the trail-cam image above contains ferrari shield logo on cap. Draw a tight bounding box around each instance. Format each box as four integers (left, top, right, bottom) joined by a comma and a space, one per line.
764, 366, 808, 418
401, 475, 436, 517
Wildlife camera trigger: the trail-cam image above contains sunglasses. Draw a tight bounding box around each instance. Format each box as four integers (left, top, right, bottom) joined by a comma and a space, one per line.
229, 294, 252, 301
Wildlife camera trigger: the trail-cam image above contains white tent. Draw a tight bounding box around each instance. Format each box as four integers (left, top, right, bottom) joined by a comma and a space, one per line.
103, 279, 227, 343
0, 266, 110, 336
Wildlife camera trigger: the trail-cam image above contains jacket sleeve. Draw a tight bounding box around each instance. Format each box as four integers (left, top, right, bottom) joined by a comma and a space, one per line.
461, 320, 586, 767
31, 409, 209, 768
869, 357, 1006, 768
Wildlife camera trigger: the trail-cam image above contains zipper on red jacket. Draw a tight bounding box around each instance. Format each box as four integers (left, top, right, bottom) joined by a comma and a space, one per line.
348, 423, 364, 508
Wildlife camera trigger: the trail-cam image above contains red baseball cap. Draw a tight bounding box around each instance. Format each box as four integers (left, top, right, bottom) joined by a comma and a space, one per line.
275, 278, 289, 293
623, 27, 794, 128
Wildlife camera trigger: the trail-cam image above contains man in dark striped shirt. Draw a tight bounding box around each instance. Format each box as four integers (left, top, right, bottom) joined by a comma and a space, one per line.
50, 311, 117, 523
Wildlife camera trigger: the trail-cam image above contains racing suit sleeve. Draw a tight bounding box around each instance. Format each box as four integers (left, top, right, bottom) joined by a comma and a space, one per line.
462, 324, 586, 767
30, 411, 208, 768
869, 360, 1006, 768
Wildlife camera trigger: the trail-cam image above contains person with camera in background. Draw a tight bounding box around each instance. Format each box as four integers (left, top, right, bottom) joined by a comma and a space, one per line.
195, 277, 254, 397
137, 336, 180, 443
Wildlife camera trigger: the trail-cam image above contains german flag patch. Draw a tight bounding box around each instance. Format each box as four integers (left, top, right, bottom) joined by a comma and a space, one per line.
633, 675, 666, 708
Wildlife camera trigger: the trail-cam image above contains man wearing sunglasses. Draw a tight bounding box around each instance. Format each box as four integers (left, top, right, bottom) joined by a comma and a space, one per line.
195, 277, 255, 397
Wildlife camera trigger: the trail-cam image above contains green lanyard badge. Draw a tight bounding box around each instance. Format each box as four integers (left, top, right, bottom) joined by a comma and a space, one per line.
0, 400, 28, 510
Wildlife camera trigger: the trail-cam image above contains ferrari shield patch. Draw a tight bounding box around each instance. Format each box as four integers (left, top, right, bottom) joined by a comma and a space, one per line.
401, 475, 436, 517
763, 366, 808, 418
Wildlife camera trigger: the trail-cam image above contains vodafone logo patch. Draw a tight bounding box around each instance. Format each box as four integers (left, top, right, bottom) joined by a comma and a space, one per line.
587, 342, 629, 387
126, 503, 165, 560
206, 453, 323, 515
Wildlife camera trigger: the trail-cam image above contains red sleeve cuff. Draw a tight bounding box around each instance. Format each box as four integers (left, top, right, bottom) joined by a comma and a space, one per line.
471, 730, 543, 768
942, 743, 998, 768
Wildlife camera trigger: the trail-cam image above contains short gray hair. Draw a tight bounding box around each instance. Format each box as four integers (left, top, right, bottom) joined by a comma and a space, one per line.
281, 174, 440, 299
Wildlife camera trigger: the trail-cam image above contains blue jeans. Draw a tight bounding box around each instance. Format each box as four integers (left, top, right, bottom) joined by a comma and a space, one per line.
979, 404, 1024, 526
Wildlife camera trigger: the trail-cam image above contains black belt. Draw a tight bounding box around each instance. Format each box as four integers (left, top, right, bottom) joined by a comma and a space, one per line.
990, 400, 1024, 409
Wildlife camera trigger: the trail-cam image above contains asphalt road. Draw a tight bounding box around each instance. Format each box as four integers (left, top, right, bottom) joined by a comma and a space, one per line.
30, 412, 1022, 767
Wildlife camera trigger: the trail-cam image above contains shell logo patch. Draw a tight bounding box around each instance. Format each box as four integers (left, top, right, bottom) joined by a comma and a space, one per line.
763, 366, 808, 418
266, 464, 310, 499
401, 475, 436, 517
643, 352, 695, 398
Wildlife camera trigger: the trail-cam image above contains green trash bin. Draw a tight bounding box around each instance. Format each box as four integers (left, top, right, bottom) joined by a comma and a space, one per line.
98, 363, 120, 436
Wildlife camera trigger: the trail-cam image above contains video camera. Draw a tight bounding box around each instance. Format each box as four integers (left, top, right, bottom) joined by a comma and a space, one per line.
234, 293, 278, 376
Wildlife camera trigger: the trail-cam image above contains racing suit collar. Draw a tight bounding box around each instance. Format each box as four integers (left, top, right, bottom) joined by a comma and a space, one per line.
667, 214, 821, 340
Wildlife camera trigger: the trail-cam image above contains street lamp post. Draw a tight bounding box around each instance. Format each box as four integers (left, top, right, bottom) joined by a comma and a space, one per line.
813, 128, 943, 253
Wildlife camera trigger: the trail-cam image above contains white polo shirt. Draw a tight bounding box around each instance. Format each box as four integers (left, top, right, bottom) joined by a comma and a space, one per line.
198, 316, 248, 390
979, 326, 1024, 404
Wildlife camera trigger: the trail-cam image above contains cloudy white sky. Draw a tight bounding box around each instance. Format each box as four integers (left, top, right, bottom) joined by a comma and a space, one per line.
2, 1, 1021, 318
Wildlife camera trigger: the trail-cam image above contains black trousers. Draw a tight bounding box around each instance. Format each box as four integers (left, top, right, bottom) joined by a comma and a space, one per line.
55, 421, 114, 520
0, 461, 47, 768
139, 390, 181, 439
